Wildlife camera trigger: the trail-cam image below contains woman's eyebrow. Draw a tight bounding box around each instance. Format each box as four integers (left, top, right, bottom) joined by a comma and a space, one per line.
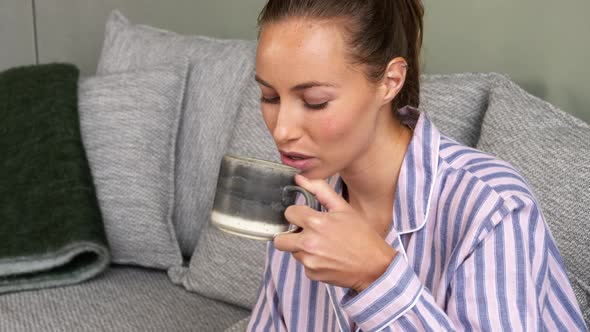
292, 81, 339, 91
254, 75, 273, 88
255, 75, 339, 91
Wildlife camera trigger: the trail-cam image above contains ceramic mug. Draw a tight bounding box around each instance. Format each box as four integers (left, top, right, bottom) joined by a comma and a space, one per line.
211, 154, 319, 241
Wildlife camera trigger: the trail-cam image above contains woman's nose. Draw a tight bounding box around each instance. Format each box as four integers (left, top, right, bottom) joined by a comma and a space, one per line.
273, 104, 302, 145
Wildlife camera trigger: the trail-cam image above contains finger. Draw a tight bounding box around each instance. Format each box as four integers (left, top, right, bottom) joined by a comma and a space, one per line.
295, 174, 349, 212
292, 250, 306, 263
284, 205, 319, 229
292, 252, 321, 281
292, 251, 315, 270
273, 232, 301, 253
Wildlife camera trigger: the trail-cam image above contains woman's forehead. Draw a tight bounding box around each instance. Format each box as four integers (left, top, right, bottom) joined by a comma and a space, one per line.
256, 18, 356, 87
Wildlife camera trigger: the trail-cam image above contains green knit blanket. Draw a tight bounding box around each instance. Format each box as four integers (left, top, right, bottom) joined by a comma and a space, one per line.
0, 63, 109, 293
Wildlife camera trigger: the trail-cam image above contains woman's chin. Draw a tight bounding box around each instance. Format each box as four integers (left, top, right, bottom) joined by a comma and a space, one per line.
300, 166, 336, 181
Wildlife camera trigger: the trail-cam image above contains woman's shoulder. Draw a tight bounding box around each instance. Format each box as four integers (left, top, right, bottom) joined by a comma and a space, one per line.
432, 135, 545, 251
436, 135, 538, 208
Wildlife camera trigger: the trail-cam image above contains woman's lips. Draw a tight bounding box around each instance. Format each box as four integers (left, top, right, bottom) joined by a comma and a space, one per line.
279, 151, 315, 170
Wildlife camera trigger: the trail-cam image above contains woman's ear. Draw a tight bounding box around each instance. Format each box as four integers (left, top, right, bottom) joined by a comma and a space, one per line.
380, 57, 408, 106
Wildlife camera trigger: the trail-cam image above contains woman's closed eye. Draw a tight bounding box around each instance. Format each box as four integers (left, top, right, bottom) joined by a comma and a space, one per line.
261, 95, 280, 104
303, 91, 333, 110
304, 101, 329, 110
261, 95, 330, 110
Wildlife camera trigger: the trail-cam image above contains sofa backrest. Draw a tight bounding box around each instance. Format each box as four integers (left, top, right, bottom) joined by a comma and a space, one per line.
421, 72, 504, 147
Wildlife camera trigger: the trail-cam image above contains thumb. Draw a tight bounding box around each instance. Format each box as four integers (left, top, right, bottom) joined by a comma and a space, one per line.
295, 174, 349, 212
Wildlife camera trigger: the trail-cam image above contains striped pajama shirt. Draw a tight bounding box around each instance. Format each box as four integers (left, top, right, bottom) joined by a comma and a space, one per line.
248, 107, 587, 331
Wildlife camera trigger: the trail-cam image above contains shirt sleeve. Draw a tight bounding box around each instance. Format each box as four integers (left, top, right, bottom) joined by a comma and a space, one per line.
247, 243, 287, 332
341, 196, 587, 332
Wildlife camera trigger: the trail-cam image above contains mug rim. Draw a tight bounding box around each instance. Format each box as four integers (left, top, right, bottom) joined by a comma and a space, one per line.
223, 154, 299, 172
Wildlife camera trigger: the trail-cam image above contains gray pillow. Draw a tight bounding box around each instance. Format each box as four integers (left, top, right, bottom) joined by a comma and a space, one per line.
476, 76, 590, 324
78, 61, 188, 269
168, 82, 277, 309
420, 72, 505, 147
97, 10, 257, 256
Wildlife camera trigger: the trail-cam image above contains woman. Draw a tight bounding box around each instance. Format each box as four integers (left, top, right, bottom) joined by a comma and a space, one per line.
248, 0, 586, 331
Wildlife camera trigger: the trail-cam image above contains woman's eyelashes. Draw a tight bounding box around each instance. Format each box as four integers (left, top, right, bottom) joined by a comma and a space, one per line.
304, 101, 329, 110
260, 95, 330, 110
260, 95, 280, 104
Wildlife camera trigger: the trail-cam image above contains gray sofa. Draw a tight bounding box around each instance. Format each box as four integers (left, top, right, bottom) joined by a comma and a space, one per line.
1, 10, 589, 332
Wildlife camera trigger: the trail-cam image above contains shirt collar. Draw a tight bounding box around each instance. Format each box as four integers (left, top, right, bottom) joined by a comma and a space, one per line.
330, 106, 441, 237
390, 106, 440, 236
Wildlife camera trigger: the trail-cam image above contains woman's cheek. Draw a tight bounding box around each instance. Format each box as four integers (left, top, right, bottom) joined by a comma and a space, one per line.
317, 114, 349, 143
261, 108, 277, 133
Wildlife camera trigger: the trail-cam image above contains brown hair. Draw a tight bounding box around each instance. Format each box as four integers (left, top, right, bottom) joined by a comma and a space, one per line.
257, 0, 425, 110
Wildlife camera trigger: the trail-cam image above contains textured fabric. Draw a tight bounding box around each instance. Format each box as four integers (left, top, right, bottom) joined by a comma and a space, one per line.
249, 107, 586, 331
477, 76, 590, 326
0, 266, 249, 332
169, 79, 280, 310
226, 82, 282, 163
169, 226, 268, 310
226, 316, 252, 332
0, 63, 109, 293
420, 72, 504, 147
97, 10, 258, 256
78, 62, 187, 269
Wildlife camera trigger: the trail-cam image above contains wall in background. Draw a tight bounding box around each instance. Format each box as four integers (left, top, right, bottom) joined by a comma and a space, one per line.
0, 0, 36, 69
421, 0, 590, 122
1, 0, 588, 122
33, 0, 266, 78
0, 0, 266, 76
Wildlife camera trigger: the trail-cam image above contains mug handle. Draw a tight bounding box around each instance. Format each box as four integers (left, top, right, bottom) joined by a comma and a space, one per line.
273, 185, 320, 238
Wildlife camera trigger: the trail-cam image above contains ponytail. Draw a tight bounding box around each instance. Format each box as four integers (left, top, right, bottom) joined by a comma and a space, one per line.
392, 0, 424, 110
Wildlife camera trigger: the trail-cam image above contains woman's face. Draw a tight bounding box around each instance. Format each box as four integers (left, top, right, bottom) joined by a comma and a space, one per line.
256, 18, 387, 179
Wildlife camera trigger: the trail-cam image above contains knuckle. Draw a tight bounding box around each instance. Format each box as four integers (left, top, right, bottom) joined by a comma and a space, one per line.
302, 255, 318, 271
308, 215, 326, 231
301, 236, 319, 253
307, 214, 322, 227
304, 266, 323, 281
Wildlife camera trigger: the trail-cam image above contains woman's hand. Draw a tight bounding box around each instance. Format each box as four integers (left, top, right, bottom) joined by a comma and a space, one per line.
273, 174, 397, 293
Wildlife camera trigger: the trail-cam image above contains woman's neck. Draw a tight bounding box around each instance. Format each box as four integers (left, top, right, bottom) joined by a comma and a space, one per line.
339, 110, 413, 233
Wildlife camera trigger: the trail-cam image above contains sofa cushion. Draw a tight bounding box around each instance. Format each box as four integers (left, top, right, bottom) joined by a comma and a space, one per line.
476, 76, 590, 324
0, 266, 249, 332
78, 62, 187, 269
97, 10, 257, 256
169, 81, 278, 310
420, 72, 504, 147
